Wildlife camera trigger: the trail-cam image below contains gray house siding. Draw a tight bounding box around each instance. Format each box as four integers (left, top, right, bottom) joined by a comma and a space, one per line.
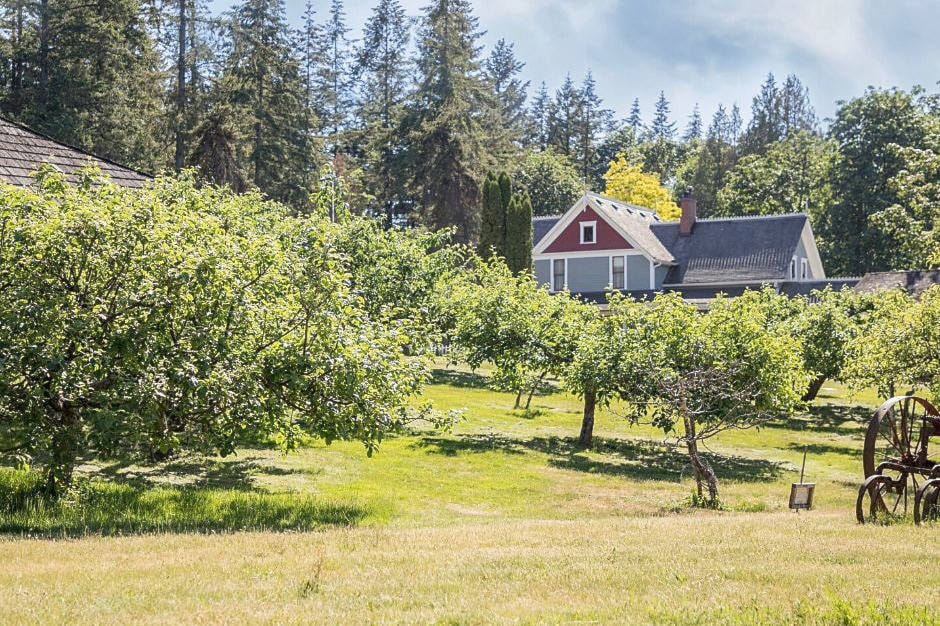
567, 257, 609, 292
626, 255, 650, 290
654, 264, 669, 288
534, 259, 552, 288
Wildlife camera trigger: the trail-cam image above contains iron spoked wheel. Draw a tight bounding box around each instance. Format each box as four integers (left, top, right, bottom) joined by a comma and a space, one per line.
863, 396, 938, 478
856, 473, 914, 524
914, 478, 940, 525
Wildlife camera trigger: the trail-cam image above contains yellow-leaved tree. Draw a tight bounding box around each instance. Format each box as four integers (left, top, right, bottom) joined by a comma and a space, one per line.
602, 155, 680, 220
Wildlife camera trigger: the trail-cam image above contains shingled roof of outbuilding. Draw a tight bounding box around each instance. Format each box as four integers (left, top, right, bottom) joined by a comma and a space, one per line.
0, 116, 151, 188
650, 214, 809, 285
854, 270, 940, 298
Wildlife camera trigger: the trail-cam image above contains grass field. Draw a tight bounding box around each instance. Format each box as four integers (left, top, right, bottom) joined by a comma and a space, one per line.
1, 368, 938, 624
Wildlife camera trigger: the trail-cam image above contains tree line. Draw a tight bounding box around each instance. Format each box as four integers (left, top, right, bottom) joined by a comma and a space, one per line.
0, 0, 938, 273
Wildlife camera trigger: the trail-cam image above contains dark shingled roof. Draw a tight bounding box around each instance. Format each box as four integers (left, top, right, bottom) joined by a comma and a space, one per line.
533, 216, 560, 246
854, 270, 940, 298
650, 214, 808, 284
0, 116, 150, 188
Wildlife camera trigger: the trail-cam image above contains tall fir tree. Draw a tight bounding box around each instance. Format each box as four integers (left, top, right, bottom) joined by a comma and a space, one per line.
642, 91, 679, 181
574, 70, 614, 185
627, 97, 642, 133
407, 0, 504, 242
547, 74, 580, 157
317, 0, 353, 157
683, 103, 703, 141
355, 0, 411, 225
526, 81, 550, 149
484, 38, 529, 145
217, 0, 308, 206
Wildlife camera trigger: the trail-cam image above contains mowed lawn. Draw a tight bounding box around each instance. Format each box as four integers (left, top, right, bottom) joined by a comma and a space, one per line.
1, 368, 938, 624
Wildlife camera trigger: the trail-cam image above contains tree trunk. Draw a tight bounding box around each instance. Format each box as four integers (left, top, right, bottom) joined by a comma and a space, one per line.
44, 400, 80, 499
513, 387, 523, 410
801, 375, 826, 402
578, 385, 596, 448
683, 413, 718, 506
524, 372, 546, 410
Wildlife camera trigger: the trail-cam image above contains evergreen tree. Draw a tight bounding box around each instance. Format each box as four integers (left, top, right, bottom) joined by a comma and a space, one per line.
295, 1, 325, 196
740, 72, 780, 155
780, 73, 816, 134
317, 0, 353, 157
574, 70, 614, 184
627, 97, 642, 133
649, 91, 676, 140
188, 106, 246, 191
0, 0, 166, 171
642, 91, 679, 181
485, 38, 528, 144
683, 103, 702, 141
674, 103, 738, 216
478, 171, 505, 259
407, 0, 503, 242
218, 0, 308, 206
355, 0, 411, 225
506, 190, 533, 274
527, 81, 550, 149
547, 74, 580, 157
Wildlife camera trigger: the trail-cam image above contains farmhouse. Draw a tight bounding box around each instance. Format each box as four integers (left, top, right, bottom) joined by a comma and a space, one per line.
533, 191, 856, 304
0, 116, 150, 188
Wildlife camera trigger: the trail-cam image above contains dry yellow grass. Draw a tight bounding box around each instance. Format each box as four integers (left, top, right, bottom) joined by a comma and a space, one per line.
1, 511, 937, 624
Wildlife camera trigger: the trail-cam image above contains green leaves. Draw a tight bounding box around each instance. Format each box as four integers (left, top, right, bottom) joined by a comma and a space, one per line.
0, 173, 440, 490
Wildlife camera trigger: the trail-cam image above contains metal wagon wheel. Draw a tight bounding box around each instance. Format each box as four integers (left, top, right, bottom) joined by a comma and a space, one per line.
856, 396, 939, 524
915, 478, 940, 525
856, 474, 913, 523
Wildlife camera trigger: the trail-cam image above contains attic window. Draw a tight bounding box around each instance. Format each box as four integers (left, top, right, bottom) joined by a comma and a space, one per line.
801, 258, 809, 280
580, 221, 597, 244
790, 256, 797, 280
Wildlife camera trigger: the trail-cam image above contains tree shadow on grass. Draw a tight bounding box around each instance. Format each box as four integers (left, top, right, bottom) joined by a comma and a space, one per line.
0, 455, 366, 538
415, 433, 788, 483
784, 441, 862, 459
764, 404, 870, 437
430, 368, 492, 389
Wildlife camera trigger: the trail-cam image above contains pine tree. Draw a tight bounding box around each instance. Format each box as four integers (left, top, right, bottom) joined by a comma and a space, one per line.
218, 0, 308, 206
188, 106, 246, 191
355, 0, 411, 225
317, 0, 353, 157
407, 0, 503, 242
485, 38, 529, 144
574, 70, 614, 185
547, 74, 580, 157
740, 72, 780, 155
627, 98, 642, 133
779, 73, 816, 134
295, 1, 325, 196
649, 91, 676, 140
526, 81, 550, 149
683, 103, 703, 141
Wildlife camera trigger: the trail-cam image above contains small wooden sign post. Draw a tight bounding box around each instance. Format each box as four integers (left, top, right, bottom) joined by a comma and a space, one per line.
789, 446, 815, 511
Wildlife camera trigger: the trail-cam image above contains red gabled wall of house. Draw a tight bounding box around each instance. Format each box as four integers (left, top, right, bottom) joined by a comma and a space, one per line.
543, 204, 632, 253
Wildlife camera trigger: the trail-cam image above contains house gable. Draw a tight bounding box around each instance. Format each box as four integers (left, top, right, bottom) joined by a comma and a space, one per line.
542, 204, 633, 253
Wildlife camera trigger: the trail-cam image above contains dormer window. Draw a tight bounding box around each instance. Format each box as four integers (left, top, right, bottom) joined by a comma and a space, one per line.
790, 256, 797, 280
580, 221, 596, 244
801, 258, 809, 280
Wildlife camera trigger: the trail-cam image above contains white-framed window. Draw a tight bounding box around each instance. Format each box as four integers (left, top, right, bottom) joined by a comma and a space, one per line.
580, 221, 597, 244
611, 255, 625, 290
800, 258, 809, 280
790, 256, 798, 280
552, 258, 566, 292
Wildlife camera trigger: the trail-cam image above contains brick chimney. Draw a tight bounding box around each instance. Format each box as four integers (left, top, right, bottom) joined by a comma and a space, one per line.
679, 191, 697, 236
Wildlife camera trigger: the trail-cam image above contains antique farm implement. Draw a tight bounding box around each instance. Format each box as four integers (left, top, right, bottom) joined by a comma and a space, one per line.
856, 395, 940, 524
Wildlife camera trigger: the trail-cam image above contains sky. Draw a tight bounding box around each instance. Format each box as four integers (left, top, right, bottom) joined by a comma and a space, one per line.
211, 0, 940, 130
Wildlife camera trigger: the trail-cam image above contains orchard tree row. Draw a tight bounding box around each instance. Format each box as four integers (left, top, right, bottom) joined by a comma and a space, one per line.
0, 1, 938, 272
442, 260, 940, 505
